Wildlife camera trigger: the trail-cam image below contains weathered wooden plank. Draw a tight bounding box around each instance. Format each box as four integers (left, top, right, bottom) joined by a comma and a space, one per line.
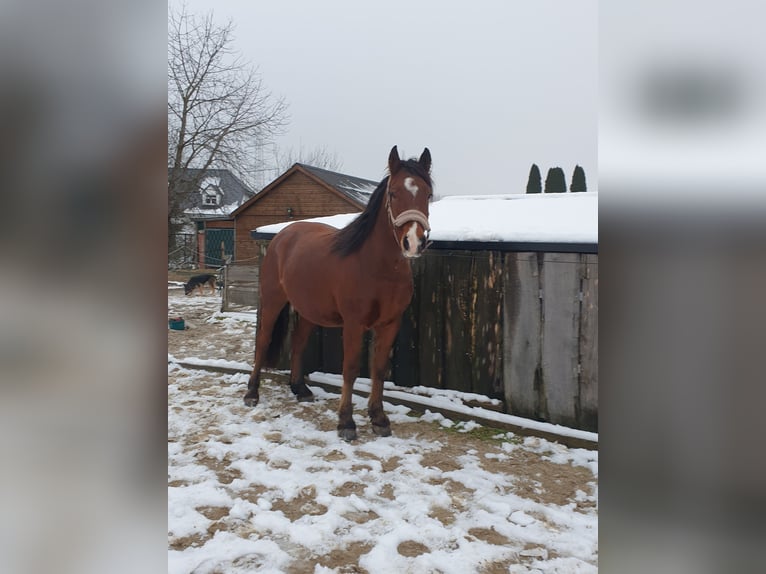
578, 254, 598, 432
300, 326, 324, 377
273, 307, 296, 370
359, 331, 373, 379
443, 252, 474, 393
470, 251, 504, 399
227, 287, 259, 308
391, 257, 423, 387
503, 252, 542, 420
222, 263, 259, 310
417, 251, 446, 389
226, 286, 257, 295
321, 327, 344, 375
291, 323, 373, 380
541, 253, 581, 428
220, 265, 228, 312
227, 266, 259, 282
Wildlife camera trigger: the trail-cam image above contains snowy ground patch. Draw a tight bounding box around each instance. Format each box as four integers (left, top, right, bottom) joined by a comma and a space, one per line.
168, 288, 598, 573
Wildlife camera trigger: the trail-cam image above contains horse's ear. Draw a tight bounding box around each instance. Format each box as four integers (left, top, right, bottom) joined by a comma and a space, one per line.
388, 145, 401, 175
419, 148, 432, 174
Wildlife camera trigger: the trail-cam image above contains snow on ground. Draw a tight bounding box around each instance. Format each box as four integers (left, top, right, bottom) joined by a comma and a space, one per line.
255, 192, 598, 244
168, 287, 598, 573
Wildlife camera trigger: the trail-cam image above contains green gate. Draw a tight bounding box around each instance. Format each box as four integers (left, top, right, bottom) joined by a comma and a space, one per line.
204, 228, 234, 268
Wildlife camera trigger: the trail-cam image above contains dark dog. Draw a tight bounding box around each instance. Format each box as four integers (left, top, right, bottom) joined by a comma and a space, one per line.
184, 274, 217, 296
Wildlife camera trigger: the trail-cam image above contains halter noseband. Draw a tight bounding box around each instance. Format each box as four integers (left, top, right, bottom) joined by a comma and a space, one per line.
385, 176, 431, 245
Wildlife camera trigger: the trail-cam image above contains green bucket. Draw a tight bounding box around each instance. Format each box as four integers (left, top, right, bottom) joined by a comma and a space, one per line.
168, 317, 185, 330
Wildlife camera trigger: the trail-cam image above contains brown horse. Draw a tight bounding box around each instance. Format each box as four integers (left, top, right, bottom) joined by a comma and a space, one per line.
245, 146, 433, 440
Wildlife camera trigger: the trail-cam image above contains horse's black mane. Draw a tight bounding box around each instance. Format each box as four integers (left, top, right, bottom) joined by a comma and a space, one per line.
331, 159, 432, 257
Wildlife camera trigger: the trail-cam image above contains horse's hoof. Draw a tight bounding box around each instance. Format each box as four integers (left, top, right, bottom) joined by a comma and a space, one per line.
372, 424, 392, 437
338, 428, 357, 442
291, 383, 314, 402
243, 394, 259, 407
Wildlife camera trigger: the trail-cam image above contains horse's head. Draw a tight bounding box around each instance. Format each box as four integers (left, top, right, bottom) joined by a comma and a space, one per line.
386, 145, 433, 259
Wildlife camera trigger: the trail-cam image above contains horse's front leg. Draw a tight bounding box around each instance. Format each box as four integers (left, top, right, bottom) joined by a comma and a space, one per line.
338, 324, 363, 441
369, 319, 400, 437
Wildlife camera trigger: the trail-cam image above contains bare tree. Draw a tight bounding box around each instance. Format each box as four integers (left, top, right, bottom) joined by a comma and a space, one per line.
271, 144, 344, 176
167, 6, 288, 240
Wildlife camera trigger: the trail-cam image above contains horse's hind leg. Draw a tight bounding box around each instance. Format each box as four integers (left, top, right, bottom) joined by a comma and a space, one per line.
289, 314, 316, 402
244, 293, 288, 407
368, 320, 399, 437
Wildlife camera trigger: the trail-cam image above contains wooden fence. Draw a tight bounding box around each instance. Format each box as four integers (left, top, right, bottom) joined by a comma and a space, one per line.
221, 263, 260, 311
250, 239, 598, 432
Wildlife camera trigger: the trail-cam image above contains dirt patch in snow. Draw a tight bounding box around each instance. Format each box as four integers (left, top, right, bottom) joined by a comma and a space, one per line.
167, 286, 598, 573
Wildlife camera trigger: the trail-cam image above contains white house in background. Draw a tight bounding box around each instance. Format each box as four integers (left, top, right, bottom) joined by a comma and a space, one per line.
170, 168, 255, 230
169, 168, 255, 267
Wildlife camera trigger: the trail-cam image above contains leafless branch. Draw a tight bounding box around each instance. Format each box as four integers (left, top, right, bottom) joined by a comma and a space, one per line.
167, 5, 288, 236
272, 144, 344, 177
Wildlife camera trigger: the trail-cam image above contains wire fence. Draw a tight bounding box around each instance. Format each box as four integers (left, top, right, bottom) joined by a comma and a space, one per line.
168, 233, 197, 269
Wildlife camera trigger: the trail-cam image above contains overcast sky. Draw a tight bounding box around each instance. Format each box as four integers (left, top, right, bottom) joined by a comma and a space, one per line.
172, 0, 597, 196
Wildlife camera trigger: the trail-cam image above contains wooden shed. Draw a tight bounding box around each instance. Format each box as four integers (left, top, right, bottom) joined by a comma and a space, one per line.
251, 193, 598, 432
230, 164, 378, 264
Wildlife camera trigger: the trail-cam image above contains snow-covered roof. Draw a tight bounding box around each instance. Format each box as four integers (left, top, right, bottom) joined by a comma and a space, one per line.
171, 167, 255, 220
298, 164, 378, 206
254, 192, 598, 245
183, 202, 243, 220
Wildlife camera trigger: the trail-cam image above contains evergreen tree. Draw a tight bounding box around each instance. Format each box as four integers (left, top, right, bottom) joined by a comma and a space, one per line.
544, 167, 566, 193
570, 165, 587, 192
526, 163, 542, 194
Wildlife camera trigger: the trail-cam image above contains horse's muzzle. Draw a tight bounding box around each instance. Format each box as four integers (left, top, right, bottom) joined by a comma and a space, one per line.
401, 226, 428, 258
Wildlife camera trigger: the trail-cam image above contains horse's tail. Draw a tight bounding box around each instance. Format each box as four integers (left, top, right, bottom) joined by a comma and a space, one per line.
263, 304, 290, 368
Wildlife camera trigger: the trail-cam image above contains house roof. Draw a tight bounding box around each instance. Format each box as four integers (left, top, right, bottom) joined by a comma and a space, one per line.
296, 164, 378, 206
169, 168, 256, 220
231, 163, 379, 217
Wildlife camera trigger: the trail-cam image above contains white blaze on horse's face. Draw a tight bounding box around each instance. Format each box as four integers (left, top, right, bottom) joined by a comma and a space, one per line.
402, 223, 420, 258
388, 173, 431, 259
404, 177, 419, 197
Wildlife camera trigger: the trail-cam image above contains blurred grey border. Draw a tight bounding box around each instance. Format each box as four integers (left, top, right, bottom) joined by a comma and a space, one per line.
0, 1, 166, 573
601, 1, 766, 572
